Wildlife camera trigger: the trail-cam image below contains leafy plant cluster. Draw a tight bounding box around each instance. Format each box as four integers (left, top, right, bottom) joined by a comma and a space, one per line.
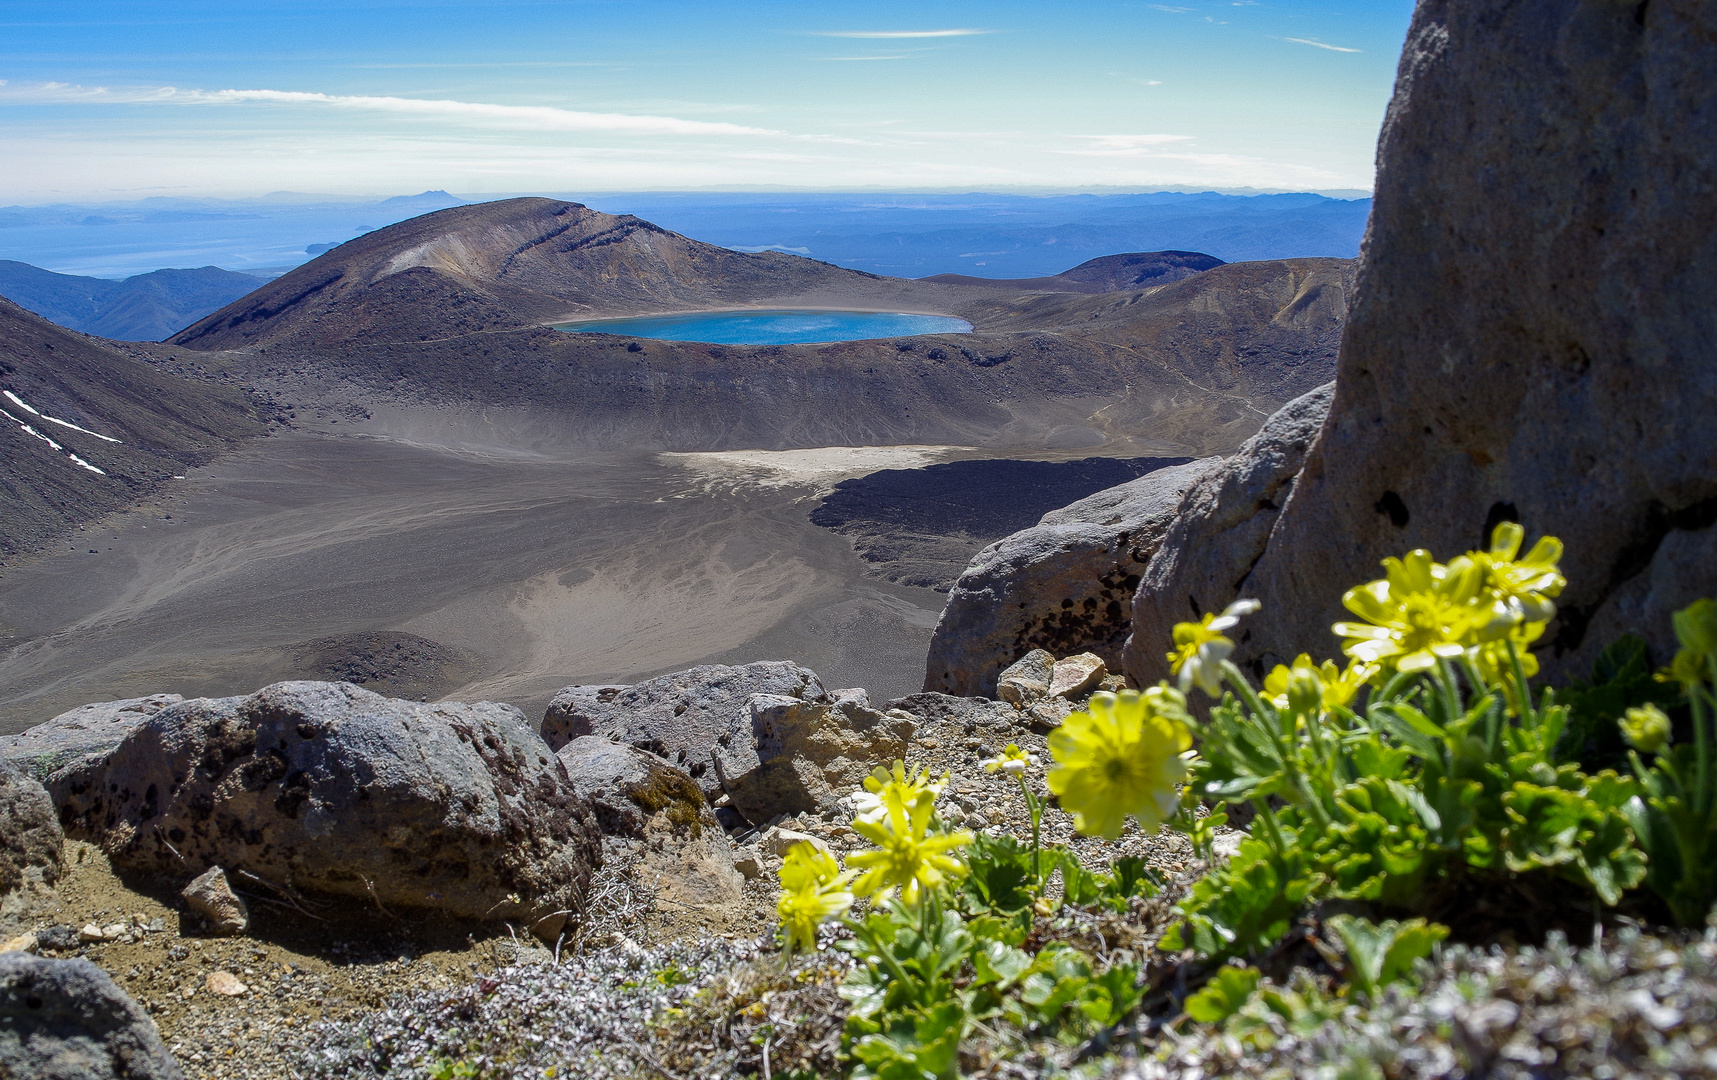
771, 521, 1717, 1078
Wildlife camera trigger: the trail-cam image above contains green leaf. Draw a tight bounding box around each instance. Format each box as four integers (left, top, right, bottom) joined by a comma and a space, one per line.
971, 940, 1031, 990
1056, 850, 1104, 906
962, 833, 1035, 914
1325, 914, 1448, 1000
1184, 965, 1261, 1023
1079, 963, 1144, 1026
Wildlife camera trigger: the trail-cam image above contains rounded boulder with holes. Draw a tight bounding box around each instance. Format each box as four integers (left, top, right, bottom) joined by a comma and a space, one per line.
51, 681, 602, 937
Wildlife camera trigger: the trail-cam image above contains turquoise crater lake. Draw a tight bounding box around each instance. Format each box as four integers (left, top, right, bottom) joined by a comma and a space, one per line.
552, 309, 973, 345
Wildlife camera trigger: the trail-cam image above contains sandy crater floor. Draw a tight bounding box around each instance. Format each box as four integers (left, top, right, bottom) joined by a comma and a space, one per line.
0, 425, 968, 734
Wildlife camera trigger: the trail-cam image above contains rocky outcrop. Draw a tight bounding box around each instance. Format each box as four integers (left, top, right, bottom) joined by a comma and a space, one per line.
0, 695, 183, 781
556, 737, 745, 931
0, 953, 183, 1080
923, 458, 1217, 697
51, 681, 602, 937
710, 689, 917, 821
541, 662, 828, 795
1127, 0, 1717, 681
1, 760, 63, 930
1121, 383, 1334, 684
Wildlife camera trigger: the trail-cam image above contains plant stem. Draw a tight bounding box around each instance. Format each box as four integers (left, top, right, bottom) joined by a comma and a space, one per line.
1694, 655, 1715, 818
1017, 775, 1044, 895
1505, 638, 1536, 724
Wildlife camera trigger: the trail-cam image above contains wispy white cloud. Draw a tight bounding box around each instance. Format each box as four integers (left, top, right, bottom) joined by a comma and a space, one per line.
809, 29, 990, 38
0, 81, 778, 136
1056, 134, 1195, 156
1283, 37, 1361, 53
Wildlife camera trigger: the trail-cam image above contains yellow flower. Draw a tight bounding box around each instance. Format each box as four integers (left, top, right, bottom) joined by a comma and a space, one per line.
775, 841, 854, 953
981, 743, 1037, 776
1620, 704, 1672, 755
1466, 621, 1544, 687
1169, 599, 1261, 696
1046, 686, 1192, 839
850, 761, 947, 823
1474, 521, 1565, 626
847, 782, 973, 904
1324, 659, 1379, 708
1263, 654, 1329, 715
1334, 550, 1490, 673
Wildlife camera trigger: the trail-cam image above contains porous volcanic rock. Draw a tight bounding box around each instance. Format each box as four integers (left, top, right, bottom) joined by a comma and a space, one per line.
710, 689, 917, 821
1121, 383, 1334, 685
1127, 0, 1717, 682
50, 681, 601, 936
0, 694, 183, 781
923, 458, 1217, 698
541, 662, 828, 795
0, 760, 63, 928
556, 737, 744, 929
0, 952, 183, 1080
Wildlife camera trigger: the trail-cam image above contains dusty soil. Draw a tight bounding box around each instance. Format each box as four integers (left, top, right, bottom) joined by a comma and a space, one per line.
26, 841, 522, 1079
0, 426, 964, 734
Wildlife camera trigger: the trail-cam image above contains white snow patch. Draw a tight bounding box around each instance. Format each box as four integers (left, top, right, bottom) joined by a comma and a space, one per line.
2, 405, 112, 476
3, 390, 122, 443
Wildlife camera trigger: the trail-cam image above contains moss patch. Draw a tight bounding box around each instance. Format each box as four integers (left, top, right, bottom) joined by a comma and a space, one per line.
624, 764, 707, 838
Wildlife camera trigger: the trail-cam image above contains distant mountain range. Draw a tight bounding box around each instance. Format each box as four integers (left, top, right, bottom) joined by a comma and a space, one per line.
0, 262, 266, 341
577, 191, 1371, 278
922, 251, 1224, 293
0, 189, 1366, 281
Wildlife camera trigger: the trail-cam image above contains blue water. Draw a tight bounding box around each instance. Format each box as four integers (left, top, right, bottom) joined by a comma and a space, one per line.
553, 309, 972, 345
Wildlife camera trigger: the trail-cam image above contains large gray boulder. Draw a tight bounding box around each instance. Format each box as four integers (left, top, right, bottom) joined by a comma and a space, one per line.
0, 695, 183, 781
923, 458, 1218, 697
541, 662, 828, 795
1121, 384, 1334, 684
1, 760, 63, 931
1127, 0, 1717, 681
710, 689, 916, 820
0, 953, 183, 1080
556, 737, 745, 932
51, 682, 602, 937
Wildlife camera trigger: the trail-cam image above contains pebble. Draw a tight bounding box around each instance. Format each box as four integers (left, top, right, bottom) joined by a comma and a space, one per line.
1, 931, 38, 954
205, 971, 248, 996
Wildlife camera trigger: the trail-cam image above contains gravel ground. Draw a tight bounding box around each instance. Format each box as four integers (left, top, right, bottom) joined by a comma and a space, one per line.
18, 689, 1200, 1080
1110, 925, 1717, 1080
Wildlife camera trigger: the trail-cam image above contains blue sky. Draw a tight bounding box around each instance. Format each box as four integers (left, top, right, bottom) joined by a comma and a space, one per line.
0, 0, 1415, 202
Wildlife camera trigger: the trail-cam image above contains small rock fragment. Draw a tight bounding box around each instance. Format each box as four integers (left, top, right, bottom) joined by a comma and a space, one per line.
1047, 653, 1106, 699
37, 924, 77, 951
996, 650, 1055, 706
1026, 697, 1076, 732
0, 932, 36, 954
759, 827, 833, 860
731, 848, 764, 880
181, 866, 249, 936
205, 970, 247, 996
79, 923, 106, 943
